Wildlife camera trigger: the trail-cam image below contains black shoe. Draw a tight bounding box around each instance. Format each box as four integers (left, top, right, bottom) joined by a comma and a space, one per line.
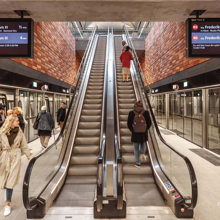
135, 163, 141, 168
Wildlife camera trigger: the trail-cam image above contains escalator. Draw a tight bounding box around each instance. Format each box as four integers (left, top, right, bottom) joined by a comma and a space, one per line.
113, 31, 197, 218
23, 28, 109, 218
52, 36, 106, 208
114, 37, 165, 206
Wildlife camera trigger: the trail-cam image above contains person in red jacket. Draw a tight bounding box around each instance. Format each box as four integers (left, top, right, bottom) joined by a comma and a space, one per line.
120, 46, 133, 82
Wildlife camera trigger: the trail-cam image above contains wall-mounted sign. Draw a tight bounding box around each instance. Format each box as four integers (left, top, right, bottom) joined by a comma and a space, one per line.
0, 18, 34, 58
186, 18, 220, 58
33, 82, 37, 88
173, 84, 179, 91
183, 81, 188, 87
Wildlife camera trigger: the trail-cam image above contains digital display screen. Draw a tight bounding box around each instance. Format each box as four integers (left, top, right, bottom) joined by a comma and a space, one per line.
0, 18, 34, 58
186, 18, 220, 58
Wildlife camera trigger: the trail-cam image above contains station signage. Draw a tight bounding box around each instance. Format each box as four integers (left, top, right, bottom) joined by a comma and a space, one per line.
0, 18, 34, 58
186, 18, 220, 58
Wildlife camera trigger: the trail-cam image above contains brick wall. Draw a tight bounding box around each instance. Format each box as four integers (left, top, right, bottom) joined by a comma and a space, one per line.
11, 22, 81, 85
140, 22, 209, 85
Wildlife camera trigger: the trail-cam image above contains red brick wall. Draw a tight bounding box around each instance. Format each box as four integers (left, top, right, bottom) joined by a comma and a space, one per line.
139, 22, 209, 85
11, 22, 81, 85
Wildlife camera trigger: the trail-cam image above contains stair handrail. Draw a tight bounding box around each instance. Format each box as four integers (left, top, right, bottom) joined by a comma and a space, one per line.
23, 26, 98, 211
123, 26, 198, 210
112, 29, 123, 210
97, 27, 110, 211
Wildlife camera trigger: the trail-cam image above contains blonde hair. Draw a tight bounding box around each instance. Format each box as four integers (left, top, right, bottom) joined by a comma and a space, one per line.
13, 106, 23, 115
0, 115, 18, 134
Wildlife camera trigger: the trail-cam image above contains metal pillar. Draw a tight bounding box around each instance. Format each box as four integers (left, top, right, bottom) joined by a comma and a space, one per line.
14, 88, 19, 107
202, 89, 208, 149
165, 93, 169, 129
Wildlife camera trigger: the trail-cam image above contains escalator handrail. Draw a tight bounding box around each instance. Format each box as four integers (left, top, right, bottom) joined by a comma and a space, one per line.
23, 26, 97, 211
123, 27, 198, 209
98, 28, 109, 166
112, 32, 122, 163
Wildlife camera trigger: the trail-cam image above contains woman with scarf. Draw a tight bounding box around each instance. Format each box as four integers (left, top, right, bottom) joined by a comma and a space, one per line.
0, 115, 31, 217
127, 100, 152, 168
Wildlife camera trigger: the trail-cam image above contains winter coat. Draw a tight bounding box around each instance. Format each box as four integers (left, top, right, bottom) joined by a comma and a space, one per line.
57, 107, 66, 123
127, 108, 152, 143
37, 111, 55, 134
120, 51, 133, 68
17, 114, 25, 132
0, 128, 31, 189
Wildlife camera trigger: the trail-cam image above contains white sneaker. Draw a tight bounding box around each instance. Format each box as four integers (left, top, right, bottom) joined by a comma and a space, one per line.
41, 146, 46, 151
4, 205, 11, 217
141, 154, 147, 162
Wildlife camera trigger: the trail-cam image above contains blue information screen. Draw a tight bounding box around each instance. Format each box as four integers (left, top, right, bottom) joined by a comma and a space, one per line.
0, 19, 33, 57
186, 18, 220, 58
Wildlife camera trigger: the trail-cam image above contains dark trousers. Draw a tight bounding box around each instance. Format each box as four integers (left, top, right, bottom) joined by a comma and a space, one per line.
6, 188, 13, 202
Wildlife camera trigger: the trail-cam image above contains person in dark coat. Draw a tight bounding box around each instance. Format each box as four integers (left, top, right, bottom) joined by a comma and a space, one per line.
57, 102, 66, 131
36, 106, 55, 150
127, 100, 152, 168
13, 107, 25, 132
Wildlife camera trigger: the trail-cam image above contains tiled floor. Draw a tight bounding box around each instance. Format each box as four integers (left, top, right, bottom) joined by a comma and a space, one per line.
1, 127, 220, 220
0, 130, 60, 220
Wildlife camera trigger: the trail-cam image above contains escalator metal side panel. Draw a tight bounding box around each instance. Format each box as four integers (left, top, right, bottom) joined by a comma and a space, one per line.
36, 35, 99, 214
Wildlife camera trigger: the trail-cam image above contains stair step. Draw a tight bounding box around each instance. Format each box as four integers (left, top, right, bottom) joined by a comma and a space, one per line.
118, 86, 133, 90
122, 153, 150, 163
71, 154, 98, 165
68, 165, 97, 176
123, 175, 154, 184
73, 145, 99, 154
118, 90, 134, 94
83, 104, 102, 110
86, 90, 103, 94
120, 128, 131, 135
75, 137, 100, 145
119, 99, 136, 104
121, 136, 132, 144
81, 109, 102, 116
76, 129, 100, 137
88, 83, 103, 87
123, 164, 152, 175
121, 144, 134, 153
119, 109, 131, 115
118, 94, 136, 99
78, 122, 101, 129
80, 115, 101, 122
84, 99, 102, 104
120, 115, 128, 121
87, 86, 103, 90
120, 121, 128, 128
66, 175, 97, 184
119, 103, 134, 109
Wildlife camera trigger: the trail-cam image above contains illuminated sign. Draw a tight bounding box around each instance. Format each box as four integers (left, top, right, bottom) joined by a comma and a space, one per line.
186, 18, 220, 58
183, 82, 188, 87
33, 82, 37, 88
173, 84, 179, 91
0, 18, 34, 58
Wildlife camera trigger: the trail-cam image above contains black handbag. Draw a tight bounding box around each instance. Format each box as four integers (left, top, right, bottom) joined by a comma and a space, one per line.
33, 113, 42, 130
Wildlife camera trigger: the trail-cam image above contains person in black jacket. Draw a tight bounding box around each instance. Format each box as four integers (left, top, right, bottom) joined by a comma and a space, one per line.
37, 106, 55, 150
127, 100, 152, 168
57, 102, 66, 131
13, 107, 25, 132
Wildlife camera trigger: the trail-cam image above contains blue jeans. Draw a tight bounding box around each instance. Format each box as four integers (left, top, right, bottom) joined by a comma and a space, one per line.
6, 188, 13, 202
133, 142, 146, 164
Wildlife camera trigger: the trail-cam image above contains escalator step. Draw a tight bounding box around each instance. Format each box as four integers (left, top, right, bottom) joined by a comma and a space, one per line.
66, 176, 97, 184
124, 175, 154, 184
68, 165, 97, 176
71, 154, 98, 165
73, 145, 99, 154
75, 137, 100, 145
76, 129, 100, 137
123, 164, 152, 175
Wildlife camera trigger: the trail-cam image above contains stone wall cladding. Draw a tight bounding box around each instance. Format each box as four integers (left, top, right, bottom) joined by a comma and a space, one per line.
139, 22, 209, 85
11, 22, 81, 85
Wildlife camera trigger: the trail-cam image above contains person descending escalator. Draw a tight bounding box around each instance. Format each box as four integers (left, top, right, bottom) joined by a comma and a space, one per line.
120, 46, 133, 82
0, 104, 6, 127
127, 100, 152, 168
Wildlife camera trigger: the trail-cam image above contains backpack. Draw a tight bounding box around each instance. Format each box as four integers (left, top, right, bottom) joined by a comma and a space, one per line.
133, 110, 147, 133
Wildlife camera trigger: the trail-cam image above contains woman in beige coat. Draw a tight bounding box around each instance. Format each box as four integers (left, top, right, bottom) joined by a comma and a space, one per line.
0, 115, 31, 217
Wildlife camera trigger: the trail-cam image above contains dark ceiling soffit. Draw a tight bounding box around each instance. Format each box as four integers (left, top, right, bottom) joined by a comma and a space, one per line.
0, 59, 71, 89
149, 58, 220, 89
